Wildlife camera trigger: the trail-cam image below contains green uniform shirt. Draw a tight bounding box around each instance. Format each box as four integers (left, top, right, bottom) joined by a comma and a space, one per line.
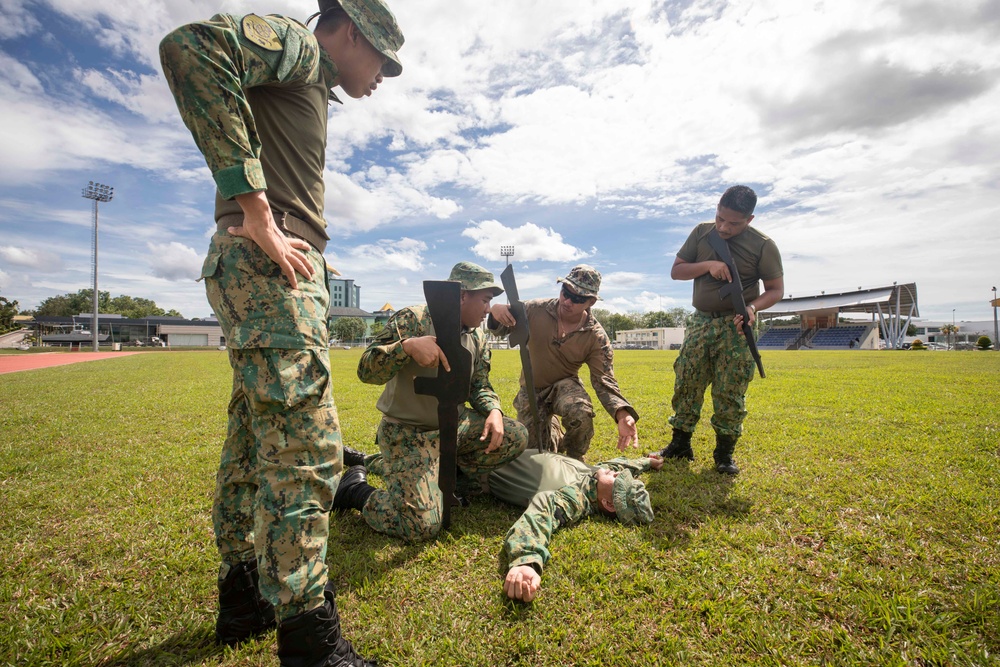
160, 13, 339, 251
358, 305, 501, 430
495, 450, 652, 573
678, 222, 783, 313
489, 298, 638, 423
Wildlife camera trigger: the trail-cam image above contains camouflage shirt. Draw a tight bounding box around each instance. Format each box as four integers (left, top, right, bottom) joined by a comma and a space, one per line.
498, 455, 654, 574
159, 14, 340, 249
489, 298, 638, 422
358, 306, 501, 429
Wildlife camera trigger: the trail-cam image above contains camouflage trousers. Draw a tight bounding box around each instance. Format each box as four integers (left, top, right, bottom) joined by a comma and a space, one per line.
361, 412, 527, 542
669, 313, 756, 438
513, 377, 595, 460
202, 231, 341, 621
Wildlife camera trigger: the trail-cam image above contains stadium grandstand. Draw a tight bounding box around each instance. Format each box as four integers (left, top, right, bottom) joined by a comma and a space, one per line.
758, 283, 918, 350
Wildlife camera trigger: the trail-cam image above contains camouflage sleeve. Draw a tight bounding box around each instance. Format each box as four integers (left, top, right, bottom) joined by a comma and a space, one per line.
499, 483, 591, 575
469, 329, 501, 416
357, 307, 428, 385
586, 325, 639, 423
159, 13, 324, 199
595, 457, 653, 475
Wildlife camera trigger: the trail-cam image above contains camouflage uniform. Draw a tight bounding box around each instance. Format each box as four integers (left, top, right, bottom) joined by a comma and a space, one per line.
160, 10, 400, 621
670, 313, 756, 436
358, 304, 527, 542
494, 450, 655, 575
490, 266, 638, 460
670, 221, 783, 437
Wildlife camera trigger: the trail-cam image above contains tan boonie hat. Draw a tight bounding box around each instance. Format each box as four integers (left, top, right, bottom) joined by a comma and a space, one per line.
318, 0, 404, 77
448, 262, 503, 296
557, 264, 602, 300
612, 470, 653, 526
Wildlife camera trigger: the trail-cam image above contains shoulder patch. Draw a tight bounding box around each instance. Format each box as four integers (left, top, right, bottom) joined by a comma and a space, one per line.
242, 15, 282, 51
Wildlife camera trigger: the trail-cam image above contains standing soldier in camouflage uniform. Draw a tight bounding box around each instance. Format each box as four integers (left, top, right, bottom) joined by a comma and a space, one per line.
658, 185, 784, 475
337, 262, 527, 542
488, 265, 639, 461
159, 2, 403, 665
494, 448, 660, 602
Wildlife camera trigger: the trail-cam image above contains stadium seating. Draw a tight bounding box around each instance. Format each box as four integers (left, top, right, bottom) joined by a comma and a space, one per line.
808, 325, 870, 349
757, 327, 803, 349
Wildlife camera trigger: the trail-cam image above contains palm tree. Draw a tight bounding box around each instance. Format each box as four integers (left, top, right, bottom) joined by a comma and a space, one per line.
940, 323, 959, 350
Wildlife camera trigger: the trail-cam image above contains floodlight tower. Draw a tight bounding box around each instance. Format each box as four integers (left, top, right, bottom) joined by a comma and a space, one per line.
82, 181, 114, 352
500, 245, 514, 267
993, 286, 998, 352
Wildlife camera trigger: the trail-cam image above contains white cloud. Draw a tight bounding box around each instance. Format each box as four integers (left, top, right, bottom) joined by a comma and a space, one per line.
461, 220, 590, 263
349, 238, 428, 272
146, 242, 201, 281
0, 246, 64, 272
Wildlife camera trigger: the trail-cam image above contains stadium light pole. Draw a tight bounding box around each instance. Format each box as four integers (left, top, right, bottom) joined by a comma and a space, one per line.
993, 286, 998, 351
82, 181, 114, 352
500, 245, 514, 267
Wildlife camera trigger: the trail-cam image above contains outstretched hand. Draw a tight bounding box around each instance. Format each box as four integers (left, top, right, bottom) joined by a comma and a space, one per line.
616, 411, 638, 451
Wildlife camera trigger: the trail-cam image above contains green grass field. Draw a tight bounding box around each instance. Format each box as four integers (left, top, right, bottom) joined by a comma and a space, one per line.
1, 350, 998, 666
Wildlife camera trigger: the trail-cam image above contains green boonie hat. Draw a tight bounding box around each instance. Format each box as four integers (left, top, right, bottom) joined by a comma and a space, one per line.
557, 264, 602, 300
612, 470, 653, 526
448, 262, 503, 296
318, 0, 404, 77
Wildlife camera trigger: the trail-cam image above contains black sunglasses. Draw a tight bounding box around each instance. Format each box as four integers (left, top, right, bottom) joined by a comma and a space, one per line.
561, 285, 590, 304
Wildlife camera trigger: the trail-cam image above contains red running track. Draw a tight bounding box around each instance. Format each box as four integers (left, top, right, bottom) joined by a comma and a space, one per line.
0, 352, 142, 375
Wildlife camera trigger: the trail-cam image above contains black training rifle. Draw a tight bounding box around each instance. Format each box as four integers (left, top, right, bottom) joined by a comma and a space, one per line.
413, 280, 473, 531
706, 228, 766, 378
499, 265, 546, 450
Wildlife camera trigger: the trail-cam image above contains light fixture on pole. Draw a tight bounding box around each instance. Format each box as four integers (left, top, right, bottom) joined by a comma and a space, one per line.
993, 286, 998, 352
82, 181, 114, 352
500, 245, 514, 266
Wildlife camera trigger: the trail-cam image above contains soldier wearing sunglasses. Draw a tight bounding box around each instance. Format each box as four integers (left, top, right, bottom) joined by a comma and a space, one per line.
488, 265, 639, 461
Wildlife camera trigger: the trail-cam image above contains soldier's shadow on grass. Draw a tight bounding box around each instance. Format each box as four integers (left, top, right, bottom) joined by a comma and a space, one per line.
97, 626, 244, 666
325, 492, 522, 590
642, 461, 752, 551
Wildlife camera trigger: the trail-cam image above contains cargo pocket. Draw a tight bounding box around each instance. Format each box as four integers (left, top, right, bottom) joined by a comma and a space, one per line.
199, 252, 222, 282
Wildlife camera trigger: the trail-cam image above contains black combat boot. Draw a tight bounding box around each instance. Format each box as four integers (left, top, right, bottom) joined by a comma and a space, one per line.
713, 433, 740, 475
277, 583, 376, 667
332, 466, 376, 512
342, 446, 367, 468
215, 559, 276, 645
656, 428, 694, 461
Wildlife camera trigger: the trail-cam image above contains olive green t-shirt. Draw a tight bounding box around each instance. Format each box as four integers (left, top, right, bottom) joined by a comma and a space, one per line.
677, 222, 783, 313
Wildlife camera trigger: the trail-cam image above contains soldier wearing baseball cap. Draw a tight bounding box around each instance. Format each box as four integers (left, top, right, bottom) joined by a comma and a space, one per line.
160, 1, 406, 664
487, 264, 640, 462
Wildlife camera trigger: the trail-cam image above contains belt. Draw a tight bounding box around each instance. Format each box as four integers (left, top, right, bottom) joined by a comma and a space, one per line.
696, 309, 735, 319
217, 210, 329, 253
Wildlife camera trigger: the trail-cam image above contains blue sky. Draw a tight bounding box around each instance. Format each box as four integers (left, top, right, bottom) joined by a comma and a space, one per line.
1, 0, 998, 322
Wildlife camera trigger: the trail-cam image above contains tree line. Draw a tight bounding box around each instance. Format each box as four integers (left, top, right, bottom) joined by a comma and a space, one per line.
590, 307, 693, 337
1, 288, 184, 323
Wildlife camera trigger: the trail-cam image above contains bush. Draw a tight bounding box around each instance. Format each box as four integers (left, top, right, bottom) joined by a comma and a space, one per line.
976, 335, 994, 351
910, 339, 927, 350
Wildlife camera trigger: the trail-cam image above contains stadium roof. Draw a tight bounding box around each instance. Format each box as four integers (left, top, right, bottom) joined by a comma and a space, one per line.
766, 283, 919, 318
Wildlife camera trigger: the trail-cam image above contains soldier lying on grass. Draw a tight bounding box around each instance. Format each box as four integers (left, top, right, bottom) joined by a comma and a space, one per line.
490, 448, 661, 602
339, 446, 660, 601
